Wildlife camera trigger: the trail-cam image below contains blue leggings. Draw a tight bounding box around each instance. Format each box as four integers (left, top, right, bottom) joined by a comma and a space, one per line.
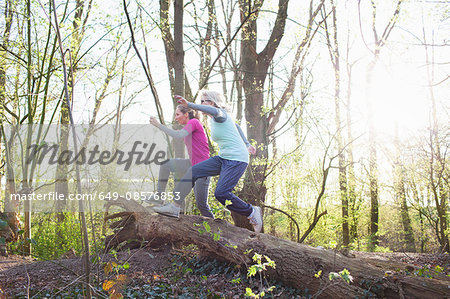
174, 156, 253, 217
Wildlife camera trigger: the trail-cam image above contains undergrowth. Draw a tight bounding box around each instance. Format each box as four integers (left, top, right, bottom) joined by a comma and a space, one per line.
10, 247, 306, 298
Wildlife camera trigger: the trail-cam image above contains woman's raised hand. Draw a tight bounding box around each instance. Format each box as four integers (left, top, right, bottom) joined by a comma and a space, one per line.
175, 95, 188, 107
149, 116, 160, 127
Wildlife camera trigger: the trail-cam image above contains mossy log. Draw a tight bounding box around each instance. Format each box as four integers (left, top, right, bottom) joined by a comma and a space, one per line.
104, 198, 450, 298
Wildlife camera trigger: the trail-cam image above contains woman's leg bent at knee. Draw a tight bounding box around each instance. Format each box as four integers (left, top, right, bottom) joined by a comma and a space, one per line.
214, 158, 252, 217
173, 156, 222, 208
157, 159, 190, 193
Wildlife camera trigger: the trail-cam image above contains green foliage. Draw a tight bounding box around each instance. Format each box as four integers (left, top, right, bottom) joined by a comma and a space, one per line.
7, 213, 82, 259
414, 264, 446, 279
225, 243, 237, 249
328, 268, 353, 284
7, 212, 106, 260
373, 245, 392, 253
247, 253, 276, 277
245, 287, 260, 298
32, 213, 83, 260
245, 252, 276, 298
194, 221, 222, 242
244, 248, 253, 255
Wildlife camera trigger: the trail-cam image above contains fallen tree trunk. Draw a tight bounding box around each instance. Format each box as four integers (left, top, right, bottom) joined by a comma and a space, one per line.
104, 198, 449, 298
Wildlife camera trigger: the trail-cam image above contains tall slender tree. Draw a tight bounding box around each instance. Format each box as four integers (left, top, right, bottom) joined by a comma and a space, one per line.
0, 0, 21, 243
422, 25, 449, 252
393, 122, 416, 252
345, 27, 360, 248
323, 0, 349, 247
55, 0, 93, 219
361, 0, 404, 251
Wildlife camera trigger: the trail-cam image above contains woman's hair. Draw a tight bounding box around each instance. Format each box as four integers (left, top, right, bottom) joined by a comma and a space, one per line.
197, 89, 229, 111
176, 105, 198, 119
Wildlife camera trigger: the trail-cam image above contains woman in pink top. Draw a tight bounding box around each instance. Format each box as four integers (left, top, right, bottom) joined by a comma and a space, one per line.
150, 105, 213, 218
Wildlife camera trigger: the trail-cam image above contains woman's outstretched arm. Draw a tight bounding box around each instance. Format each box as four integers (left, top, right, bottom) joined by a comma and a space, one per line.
176, 95, 226, 123
150, 117, 189, 139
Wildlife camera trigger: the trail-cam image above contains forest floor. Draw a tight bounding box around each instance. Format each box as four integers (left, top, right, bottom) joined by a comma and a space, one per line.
0, 245, 448, 298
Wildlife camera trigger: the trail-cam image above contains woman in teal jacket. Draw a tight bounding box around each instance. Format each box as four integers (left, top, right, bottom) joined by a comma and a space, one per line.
154, 90, 263, 233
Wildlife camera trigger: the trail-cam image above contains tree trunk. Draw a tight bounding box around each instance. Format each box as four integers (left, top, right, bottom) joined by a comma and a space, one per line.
55, 0, 88, 241
104, 198, 450, 299
366, 59, 379, 251
173, 0, 184, 97
0, 0, 13, 211
234, 88, 268, 230
364, 0, 404, 252
235, 0, 289, 230
3, 134, 20, 244
0, 0, 20, 245
345, 51, 359, 248
423, 26, 449, 253
198, 0, 214, 90
24, 0, 33, 256
394, 123, 416, 252
159, 0, 185, 159
55, 119, 69, 216
324, 0, 349, 248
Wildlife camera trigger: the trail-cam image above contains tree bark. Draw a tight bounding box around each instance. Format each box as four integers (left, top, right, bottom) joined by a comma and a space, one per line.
345, 41, 359, 248
394, 123, 416, 252
104, 198, 450, 299
55, 0, 91, 208
173, 0, 184, 98
423, 20, 449, 253
366, 57, 379, 251
235, 0, 290, 230
323, 0, 349, 248
235, 0, 325, 232
159, 0, 185, 158
0, 0, 20, 244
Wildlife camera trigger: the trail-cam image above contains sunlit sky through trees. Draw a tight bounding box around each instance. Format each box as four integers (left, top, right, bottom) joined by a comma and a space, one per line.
67, 0, 448, 141
30, 0, 442, 185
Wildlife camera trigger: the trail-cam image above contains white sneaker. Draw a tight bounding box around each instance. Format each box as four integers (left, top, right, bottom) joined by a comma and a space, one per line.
248, 206, 263, 233
145, 192, 162, 204
153, 203, 180, 218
